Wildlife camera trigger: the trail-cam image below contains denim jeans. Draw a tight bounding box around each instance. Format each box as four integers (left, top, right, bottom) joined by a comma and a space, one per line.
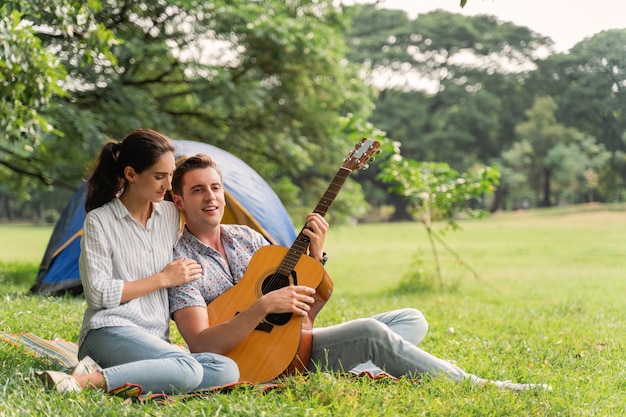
308, 308, 469, 381
79, 326, 239, 394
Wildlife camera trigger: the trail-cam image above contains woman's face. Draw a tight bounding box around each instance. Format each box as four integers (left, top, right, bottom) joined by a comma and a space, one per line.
124, 151, 176, 203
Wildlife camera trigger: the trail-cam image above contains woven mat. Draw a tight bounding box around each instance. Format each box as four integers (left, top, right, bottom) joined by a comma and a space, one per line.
0, 331, 397, 403
0, 331, 80, 369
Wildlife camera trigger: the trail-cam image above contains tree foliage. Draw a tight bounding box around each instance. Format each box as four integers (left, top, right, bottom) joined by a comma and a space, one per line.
343, 5, 551, 217
532, 29, 626, 201
4, 0, 625, 222
502, 97, 610, 207
1, 0, 377, 220
378, 141, 500, 226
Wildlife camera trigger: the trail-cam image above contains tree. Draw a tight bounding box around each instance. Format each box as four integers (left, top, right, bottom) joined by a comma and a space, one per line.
544, 133, 611, 204
531, 29, 626, 202
2, 0, 378, 220
536, 30, 626, 153
0, 6, 70, 206
493, 140, 534, 210
342, 5, 552, 218
506, 96, 609, 207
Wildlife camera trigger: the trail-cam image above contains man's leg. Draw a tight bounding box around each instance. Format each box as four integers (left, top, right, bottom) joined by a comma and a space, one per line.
309, 318, 469, 381
348, 308, 429, 375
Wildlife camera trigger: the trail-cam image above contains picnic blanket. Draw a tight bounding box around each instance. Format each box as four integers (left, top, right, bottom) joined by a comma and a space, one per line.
0, 331, 81, 369
0, 331, 274, 402
0, 331, 397, 403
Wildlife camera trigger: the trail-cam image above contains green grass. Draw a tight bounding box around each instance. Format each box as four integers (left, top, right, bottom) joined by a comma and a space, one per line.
0, 224, 53, 263
1, 208, 625, 416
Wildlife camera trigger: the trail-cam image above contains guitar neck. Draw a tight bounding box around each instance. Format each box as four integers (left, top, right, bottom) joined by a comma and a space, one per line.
278, 167, 352, 275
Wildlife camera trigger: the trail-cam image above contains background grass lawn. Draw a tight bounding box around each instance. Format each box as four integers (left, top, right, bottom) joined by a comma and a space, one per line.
0, 206, 625, 416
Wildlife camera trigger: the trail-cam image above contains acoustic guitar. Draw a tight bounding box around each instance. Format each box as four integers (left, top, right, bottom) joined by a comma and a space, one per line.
207, 138, 381, 383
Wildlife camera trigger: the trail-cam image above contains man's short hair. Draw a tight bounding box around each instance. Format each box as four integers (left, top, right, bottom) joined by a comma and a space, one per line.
172, 154, 222, 196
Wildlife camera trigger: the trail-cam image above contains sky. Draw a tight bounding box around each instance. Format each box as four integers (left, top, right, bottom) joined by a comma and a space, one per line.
358, 0, 626, 52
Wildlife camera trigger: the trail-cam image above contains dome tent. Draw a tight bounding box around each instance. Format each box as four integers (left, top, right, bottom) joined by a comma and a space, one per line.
31, 139, 297, 295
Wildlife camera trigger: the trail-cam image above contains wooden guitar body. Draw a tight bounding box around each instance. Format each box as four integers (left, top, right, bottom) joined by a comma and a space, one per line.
207, 245, 333, 383
205, 138, 379, 384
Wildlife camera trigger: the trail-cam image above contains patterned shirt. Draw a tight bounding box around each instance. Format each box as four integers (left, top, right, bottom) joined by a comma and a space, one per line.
168, 225, 269, 314
78, 198, 181, 347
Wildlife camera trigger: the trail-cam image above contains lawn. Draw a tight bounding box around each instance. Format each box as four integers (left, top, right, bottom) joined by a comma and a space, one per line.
0, 206, 625, 416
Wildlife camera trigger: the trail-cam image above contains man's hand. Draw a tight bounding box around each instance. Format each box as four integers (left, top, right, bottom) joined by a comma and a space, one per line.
173, 285, 316, 354
302, 213, 328, 263
259, 285, 316, 317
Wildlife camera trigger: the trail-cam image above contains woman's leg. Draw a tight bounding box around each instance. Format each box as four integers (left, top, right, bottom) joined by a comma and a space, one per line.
191, 352, 240, 390
80, 326, 236, 394
309, 318, 469, 382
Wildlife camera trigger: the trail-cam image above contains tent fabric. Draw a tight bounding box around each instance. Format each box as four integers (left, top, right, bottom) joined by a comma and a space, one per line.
31, 140, 297, 295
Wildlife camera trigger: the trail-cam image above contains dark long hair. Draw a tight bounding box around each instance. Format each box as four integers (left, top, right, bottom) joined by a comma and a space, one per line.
85, 129, 175, 212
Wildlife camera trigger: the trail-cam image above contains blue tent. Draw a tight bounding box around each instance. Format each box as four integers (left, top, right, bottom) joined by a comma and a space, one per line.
31, 140, 297, 295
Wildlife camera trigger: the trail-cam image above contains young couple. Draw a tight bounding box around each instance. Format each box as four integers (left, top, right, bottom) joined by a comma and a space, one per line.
38, 129, 550, 394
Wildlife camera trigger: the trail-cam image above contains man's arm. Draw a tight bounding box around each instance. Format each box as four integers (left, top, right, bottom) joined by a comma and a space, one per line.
173, 285, 316, 354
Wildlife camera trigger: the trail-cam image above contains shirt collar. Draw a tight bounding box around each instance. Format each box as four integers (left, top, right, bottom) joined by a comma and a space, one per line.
110, 197, 164, 220
181, 224, 235, 248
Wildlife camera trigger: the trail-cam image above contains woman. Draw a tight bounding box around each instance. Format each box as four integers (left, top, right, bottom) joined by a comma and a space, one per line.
38, 129, 239, 394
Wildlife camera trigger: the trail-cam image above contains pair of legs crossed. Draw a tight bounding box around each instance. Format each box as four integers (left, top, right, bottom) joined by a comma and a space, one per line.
79, 326, 238, 394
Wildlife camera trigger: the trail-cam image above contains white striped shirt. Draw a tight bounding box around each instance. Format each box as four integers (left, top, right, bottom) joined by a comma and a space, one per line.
78, 198, 180, 347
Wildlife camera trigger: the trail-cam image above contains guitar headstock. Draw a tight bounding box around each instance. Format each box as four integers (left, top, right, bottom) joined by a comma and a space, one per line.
343, 138, 381, 171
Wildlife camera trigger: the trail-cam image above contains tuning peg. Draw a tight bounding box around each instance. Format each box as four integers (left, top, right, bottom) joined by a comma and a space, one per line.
368, 157, 376, 163
361, 164, 370, 170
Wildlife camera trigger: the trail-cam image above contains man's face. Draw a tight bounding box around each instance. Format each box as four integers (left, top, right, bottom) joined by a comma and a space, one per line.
174, 167, 225, 231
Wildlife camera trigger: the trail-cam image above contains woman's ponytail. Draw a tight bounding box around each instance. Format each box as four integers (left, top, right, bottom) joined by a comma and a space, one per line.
84, 141, 124, 212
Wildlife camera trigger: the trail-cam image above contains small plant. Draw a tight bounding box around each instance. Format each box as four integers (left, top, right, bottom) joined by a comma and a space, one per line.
378, 141, 500, 288
395, 250, 436, 293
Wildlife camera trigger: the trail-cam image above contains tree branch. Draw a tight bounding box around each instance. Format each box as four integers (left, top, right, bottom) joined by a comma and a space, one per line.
0, 157, 78, 190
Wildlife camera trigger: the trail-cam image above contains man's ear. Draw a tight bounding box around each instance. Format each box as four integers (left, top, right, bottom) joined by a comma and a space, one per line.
172, 193, 184, 210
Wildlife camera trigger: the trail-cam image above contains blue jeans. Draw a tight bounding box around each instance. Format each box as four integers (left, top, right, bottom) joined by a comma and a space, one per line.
308, 308, 469, 381
79, 326, 239, 394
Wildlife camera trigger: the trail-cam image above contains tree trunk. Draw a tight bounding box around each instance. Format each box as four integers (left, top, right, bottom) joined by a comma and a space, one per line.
541, 168, 552, 207
1, 193, 12, 221
388, 193, 413, 222
490, 186, 507, 212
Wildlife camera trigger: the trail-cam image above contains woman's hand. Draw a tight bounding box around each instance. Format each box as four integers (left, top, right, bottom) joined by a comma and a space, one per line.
161, 257, 203, 288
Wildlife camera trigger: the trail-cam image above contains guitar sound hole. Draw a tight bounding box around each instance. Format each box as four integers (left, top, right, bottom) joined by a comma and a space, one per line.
262, 272, 294, 326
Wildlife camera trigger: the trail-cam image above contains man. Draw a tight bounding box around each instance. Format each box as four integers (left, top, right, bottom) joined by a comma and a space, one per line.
168, 154, 550, 391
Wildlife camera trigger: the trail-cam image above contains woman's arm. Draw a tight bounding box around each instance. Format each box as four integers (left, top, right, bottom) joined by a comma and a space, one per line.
80, 211, 201, 308
120, 258, 202, 303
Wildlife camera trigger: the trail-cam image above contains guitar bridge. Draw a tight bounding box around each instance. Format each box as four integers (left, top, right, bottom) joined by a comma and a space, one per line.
254, 321, 274, 333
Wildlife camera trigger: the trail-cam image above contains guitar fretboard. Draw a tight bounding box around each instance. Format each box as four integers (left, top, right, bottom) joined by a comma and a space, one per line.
277, 167, 352, 277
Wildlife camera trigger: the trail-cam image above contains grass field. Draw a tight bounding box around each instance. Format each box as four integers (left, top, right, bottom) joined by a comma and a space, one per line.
0, 206, 625, 416
0, 224, 53, 263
